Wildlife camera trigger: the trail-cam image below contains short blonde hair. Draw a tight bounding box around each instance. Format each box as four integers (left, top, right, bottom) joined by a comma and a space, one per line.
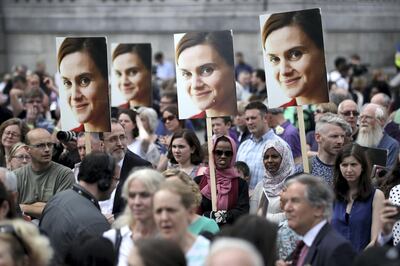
0, 219, 53, 266
162, 169, 202, 207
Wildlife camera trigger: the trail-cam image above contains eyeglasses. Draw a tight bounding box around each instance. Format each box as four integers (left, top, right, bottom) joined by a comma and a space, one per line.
11, 155, 31, 161
3, 131, 20, 138
340, 110, 359, 117
213, 150, 233, 157
0, 225, 29, 255
30, 142, 54, 150
162, 115, 176, 123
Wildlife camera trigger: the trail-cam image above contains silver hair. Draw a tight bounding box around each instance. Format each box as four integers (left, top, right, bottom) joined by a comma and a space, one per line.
315, 113, 352, 136
206, 238, 264, 266
362, 103, 387, 123
286, 174, 334, 220
113, 168, 164, 229
0, 167, 17, 192
138, 107, 158, 134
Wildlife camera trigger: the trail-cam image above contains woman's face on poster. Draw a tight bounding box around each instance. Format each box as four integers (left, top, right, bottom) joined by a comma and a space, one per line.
60, 51, 108, 125
113, 52, 151, 103
264, 25, 325, 99
177, 44, 234, 111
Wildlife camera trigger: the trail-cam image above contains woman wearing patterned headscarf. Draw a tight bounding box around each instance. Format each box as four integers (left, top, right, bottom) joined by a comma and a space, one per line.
250, 138, 295, 224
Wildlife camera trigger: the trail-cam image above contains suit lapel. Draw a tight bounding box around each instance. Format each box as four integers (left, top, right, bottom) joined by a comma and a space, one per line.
304, 223, 330, 265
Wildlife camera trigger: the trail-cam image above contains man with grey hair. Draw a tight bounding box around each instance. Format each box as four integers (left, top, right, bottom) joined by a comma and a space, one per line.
276, 174, 355, 266
338, 99, 359, 140
206, 237, 264, 266
357, 103, 399, 170
0, 167, 18, 207
301, 113, 351, 185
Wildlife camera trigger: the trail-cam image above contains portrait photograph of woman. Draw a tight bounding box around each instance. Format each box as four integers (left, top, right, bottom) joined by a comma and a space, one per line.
174, 30, 237, 119
57, 37, 111, 132
260, 8, 329, 108
111, 43, 152, 109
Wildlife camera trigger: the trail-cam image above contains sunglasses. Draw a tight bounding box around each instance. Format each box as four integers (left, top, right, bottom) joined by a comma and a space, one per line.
340, 110, 359, 117
162, 115, 176, 123
214, 150, 233, 157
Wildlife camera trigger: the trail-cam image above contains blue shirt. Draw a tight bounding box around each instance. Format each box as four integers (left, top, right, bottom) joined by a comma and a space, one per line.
331, 190, 375, 252
236, 129, 291, 189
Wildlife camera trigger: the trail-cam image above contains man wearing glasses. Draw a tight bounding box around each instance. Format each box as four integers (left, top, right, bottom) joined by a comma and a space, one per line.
13, 128, 74, 220
102, 119, 151, 217
338, 99, 360, 141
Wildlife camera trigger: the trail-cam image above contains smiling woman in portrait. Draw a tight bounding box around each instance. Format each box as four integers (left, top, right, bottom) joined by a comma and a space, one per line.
175, 31, 237, 118
112, 43, 152, 109
261, 8, 329, 107
58, 37, 111, 132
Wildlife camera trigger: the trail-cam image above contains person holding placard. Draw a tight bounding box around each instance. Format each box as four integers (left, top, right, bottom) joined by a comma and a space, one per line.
57, 37, 111, 132
112, 43, 152, 109
261, 8, 329, 107
175, 31, 237, 119
195, 135, 249, 226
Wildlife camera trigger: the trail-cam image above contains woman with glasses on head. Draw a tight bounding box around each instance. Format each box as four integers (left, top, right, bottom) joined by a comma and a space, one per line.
157, 106, 186, 171
6, 142, 31, 171
195, 135, 249, 226
0, 219, 53, 266
0, 118, 30, 167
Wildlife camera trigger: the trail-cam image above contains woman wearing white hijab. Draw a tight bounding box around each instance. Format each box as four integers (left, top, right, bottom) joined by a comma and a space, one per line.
249, 138, 295, 224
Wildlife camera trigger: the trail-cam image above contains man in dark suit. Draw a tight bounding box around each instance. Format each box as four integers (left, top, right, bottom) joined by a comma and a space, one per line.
277, 174, 356, 266
102, 119, 152, 216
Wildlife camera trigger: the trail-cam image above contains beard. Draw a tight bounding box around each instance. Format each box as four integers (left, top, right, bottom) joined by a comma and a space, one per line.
356, 125, 383, 148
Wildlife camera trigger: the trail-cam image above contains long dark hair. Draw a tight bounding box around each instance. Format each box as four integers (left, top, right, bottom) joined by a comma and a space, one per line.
167, 129, 203, 165
118, 109, 139, 139
333, 143, 373, 201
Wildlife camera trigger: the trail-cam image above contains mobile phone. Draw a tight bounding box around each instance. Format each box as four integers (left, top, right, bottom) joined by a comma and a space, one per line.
371, 164, 388, 179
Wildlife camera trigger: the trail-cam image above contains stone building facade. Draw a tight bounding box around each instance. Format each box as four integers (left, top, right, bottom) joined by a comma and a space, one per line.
0, 0, 399, 75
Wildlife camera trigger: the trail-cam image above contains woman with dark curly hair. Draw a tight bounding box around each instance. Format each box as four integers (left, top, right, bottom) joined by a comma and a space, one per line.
331, 143, 384, 252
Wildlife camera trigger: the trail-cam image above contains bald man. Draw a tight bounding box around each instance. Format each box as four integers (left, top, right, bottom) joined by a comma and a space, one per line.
14, 128, 74, 219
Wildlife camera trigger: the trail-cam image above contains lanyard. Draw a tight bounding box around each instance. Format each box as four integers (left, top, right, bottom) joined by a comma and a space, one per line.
72, 184, 100, 210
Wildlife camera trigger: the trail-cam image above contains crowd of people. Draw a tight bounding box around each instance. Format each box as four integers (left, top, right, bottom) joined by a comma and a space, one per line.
0, 48, 399, 266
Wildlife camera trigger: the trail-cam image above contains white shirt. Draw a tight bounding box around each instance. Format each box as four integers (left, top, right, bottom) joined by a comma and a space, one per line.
103, 225, 133, 266
302, 220, 327, 247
